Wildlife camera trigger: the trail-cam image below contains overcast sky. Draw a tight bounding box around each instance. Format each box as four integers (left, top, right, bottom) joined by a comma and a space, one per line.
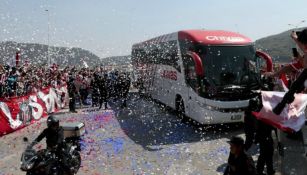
0, 0, 306, 58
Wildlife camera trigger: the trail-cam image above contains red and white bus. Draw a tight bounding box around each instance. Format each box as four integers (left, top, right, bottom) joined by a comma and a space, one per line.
131, 30, 272, 124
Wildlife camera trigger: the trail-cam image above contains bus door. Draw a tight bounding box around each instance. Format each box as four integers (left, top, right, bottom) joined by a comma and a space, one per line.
183, 55, 200, 117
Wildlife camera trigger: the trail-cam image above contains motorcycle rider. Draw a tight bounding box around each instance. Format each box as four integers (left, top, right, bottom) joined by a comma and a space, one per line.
30, 115, 64, 153
27, 116, 76, 174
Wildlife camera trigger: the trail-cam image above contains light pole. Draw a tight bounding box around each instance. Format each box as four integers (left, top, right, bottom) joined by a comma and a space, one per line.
45, 9, 50, 66
288, 20, 305, 29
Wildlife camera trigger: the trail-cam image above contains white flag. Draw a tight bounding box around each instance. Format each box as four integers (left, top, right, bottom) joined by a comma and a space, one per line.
83, 60, 89, 68
253, 91, 307, 132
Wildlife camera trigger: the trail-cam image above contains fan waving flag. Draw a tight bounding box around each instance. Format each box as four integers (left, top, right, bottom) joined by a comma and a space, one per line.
279, 73, 289, 91
252, 91, 307, 132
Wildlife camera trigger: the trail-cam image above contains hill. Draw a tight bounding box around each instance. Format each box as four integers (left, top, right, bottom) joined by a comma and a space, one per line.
255, 27, 305, 63
4, 28, 301, 68
100, 55, 131, 66
0, 41, 101, 67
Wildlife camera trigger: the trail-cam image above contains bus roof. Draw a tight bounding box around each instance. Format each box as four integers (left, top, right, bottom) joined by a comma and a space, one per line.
132, 29, 253, 48
179, 30, 253, 45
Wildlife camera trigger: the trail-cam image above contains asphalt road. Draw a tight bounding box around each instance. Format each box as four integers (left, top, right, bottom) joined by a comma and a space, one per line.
0, 93, 248, 175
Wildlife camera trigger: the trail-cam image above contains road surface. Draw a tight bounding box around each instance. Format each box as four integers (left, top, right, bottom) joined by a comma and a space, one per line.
0, 93, 253, 175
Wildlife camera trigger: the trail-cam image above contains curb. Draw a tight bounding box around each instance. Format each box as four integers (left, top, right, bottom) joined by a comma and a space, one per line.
275, 125, 307, 175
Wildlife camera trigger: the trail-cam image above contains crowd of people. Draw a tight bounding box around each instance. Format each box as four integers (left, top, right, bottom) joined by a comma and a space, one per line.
0, 64, 70, 97
67, 69, 131, 113
0, 62, 131, 111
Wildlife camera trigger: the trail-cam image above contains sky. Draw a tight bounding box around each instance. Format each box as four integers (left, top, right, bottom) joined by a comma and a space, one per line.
0, 0, 306, 58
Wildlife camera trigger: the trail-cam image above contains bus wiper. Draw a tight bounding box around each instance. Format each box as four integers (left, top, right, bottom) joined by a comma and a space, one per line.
223, 85, 245, 89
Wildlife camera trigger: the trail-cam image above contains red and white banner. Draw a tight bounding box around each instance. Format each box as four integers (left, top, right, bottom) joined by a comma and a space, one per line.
253, 91, 307, 132
0, 86, 68, 136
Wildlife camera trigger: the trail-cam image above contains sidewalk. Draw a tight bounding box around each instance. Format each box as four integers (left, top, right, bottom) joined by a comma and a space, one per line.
275, 124, 307, 175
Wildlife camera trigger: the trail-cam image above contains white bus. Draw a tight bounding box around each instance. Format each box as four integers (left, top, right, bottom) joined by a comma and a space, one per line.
131, 30, 273, 124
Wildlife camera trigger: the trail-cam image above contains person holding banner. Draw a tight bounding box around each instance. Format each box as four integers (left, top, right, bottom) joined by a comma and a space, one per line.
265, 29, 307, 79
255, 121, 276, 175
271, 29, 307, 114
252, 29, 307, 166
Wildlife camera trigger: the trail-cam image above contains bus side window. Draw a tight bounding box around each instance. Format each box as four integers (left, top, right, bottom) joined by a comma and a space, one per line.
183, 55, 199, 93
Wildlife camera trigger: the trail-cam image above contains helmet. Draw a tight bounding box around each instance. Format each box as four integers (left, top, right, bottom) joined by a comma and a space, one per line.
47, 116, 59, 128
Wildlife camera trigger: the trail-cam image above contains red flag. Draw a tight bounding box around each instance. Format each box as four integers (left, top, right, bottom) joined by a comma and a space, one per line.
279, 73, 288, 88
15, 51, 20, 67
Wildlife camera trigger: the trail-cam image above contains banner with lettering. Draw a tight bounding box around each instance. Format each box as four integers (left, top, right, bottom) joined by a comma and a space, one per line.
0, 86, 68, 136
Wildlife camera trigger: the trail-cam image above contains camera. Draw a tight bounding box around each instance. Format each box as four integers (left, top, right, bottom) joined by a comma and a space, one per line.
292, 48, 299, 57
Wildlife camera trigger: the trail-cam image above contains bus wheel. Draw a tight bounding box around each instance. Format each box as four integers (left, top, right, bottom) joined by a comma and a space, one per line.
177, 99, 187, 122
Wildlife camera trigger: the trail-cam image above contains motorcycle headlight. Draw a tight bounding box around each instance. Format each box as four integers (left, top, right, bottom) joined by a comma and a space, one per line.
26, 161, 35, 169
20, 153, 37, 170
21, 159, 35, 170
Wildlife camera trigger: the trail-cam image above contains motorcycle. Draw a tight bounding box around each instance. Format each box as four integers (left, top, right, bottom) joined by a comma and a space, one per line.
20, 129, 82, 175
20, 143, 60, 175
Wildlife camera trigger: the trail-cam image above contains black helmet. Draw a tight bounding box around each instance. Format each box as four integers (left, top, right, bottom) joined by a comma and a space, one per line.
47, 116, 59, 128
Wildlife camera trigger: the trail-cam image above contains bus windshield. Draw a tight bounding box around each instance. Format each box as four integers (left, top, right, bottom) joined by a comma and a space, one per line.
198, 45, 260, 87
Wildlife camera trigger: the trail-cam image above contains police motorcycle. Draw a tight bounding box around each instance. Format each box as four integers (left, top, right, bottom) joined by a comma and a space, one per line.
20, 122, 85, 175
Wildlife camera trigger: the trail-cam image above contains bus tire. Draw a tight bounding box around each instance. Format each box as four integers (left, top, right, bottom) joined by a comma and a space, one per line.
176, 98, 187, 122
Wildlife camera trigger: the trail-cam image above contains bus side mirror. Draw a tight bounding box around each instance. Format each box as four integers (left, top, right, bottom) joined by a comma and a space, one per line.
256, 50, 273, 72
187, 51, 204, 78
